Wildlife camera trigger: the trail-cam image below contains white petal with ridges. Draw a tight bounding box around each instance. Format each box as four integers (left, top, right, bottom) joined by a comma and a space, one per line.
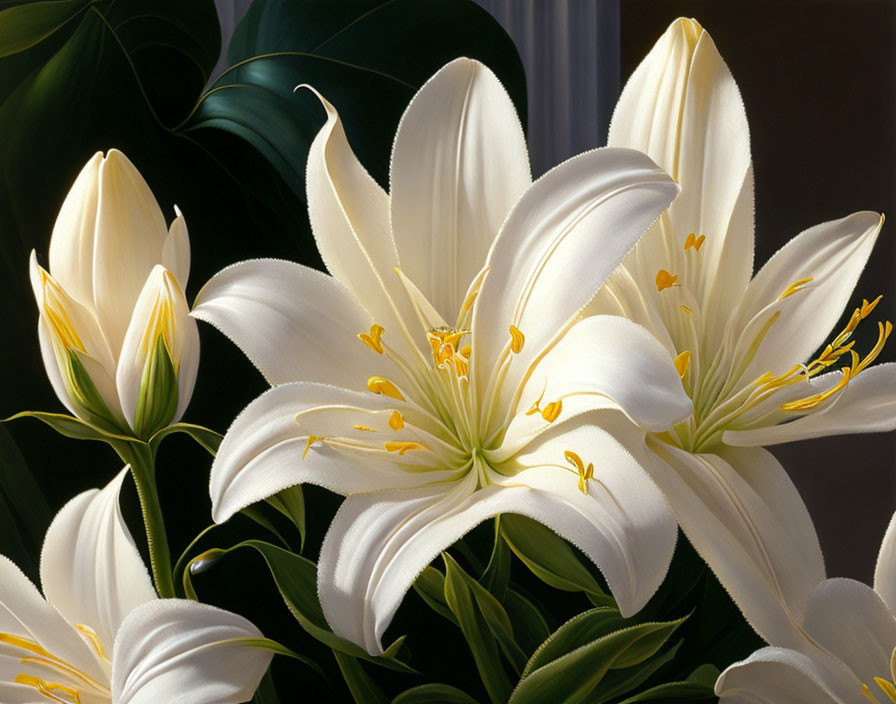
875, 509, 896, 613
390, 58, 530, 321
471, 147, 678, 408
642, 441, 824, 650
111, 599, 271, 704
162, 206, 190, 290
40, 468, 156, 651
210, 382, 449, 523
193, 258, 394, 388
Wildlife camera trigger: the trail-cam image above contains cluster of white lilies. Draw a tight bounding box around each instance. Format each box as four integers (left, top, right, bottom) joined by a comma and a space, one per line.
8, 16, 895, 703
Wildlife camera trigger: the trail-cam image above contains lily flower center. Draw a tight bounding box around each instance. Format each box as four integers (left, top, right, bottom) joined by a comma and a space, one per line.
648, 233, 892, 453
861, 644, 896, 703
0, 626, 111, 703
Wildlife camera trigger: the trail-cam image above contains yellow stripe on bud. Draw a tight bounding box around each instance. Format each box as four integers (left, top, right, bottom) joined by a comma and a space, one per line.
388, 411, 404, 430
684, 233, 706, 251
385, 442, 424, 455
674, 350, 691, 378
655, 269, 678, 292
358, 324, 385, 354
367, 376, 404, 400
509, 325, 525, 353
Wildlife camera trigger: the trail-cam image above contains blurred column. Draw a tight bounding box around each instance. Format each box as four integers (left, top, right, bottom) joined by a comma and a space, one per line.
475, 0, 620, 175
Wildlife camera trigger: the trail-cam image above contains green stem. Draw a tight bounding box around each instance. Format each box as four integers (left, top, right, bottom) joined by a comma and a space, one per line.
112, 440, 175, 598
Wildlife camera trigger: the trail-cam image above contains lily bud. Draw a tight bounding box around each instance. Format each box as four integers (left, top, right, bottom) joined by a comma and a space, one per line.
30, 149, 199, 437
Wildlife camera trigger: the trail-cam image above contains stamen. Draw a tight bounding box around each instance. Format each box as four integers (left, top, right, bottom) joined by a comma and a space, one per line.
14, 675, 81, 703
388, 411, 404, 430
781, 367, 851, 411
367, 376, 404, 400
656, 269, 678, 292
862, 683, 880, 703
674, 350, 691, 378
564, 450, 594, 495
541, 400, 562, 423
303, 434, 324, 460
358, 324, 385, 354
385, 442, 424, 455
684, 233, 706, 251
874, 678, 896, 702
74, 625, 108, 661
509, 325, 525, 353
353, 425, 376, 432
778, 277, 813, 300
680, 305, 693, 316
852, 321, 893, 375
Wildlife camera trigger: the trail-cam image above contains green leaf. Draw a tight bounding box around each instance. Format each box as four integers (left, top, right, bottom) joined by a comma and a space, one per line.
4, 411, 133, 443
392, 684, 480, 704
593, 640, 683, 703
0, 423, 52, 547
333, 651, 389, 704
617, 664, 720, 703
240, 505, 292, 550
500, 514, 613, 605
211, 540, 415, 673
413, 566, 457, 625
481, 517, 511, 600
510, 614, 687, 704
252, 668, 279, 704
443, 554, 512, 704
522, 608, 626, 678
0, 0, 90, 59
502, 589, 551, 658
133, 335, 179, 439
266, 485, 306, 550
149, 422, 223, 455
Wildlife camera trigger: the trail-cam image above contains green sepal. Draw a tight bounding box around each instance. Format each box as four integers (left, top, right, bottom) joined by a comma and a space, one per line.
64, 348, 128, 435
500, 514, 614, 606
133, 335, 179, 439
616, 664, 720, 703
333, 651, 389, 704
4, 410, 133, 443
392, 684, 480, 704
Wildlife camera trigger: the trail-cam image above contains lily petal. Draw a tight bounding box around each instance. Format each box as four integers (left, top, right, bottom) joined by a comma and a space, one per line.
875, 509, 896, 613
472, 147, 678, 406
116, 265, 199, 431
48, 152, 103, 306
162, 205, 190, 290
92, 150, 170, 351
734, 211, 883, 382
496, 315, 691, 459
802, 578, 896, 693
643, 441, 824, 649
723, 363, 896, 446
390, 57, 531, 321
40, 468, 156, 652
609, 19, 753, 350
193, 258, 392, 388
716, 646, 850, 704
112, 599, 271, 704
0, 556, 106, 685
210, 382, 445, 524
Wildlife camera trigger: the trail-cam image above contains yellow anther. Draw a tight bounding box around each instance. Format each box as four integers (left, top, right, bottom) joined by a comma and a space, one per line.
303, 434, 324, 460
684, 233, 706, 251
862, 683, 880, 703
75, 625, 108, 661
388, 411, 404, 431
778, 276, 814, 300
358, 324, 385, 354
674, 350, 691, 378
541, 400, 562, 423
564, 450, 594, 495
655, 269, 678, 292
680, 305, 693, 316
874, 678, 896, 702
862, 295, 884, 319
852, 321, 893, 375
15, 674, 82, 703
353, 425, 376, 432
367, 376, 404, 400
781, 367, 851, 412
459, 345, 471, 359
509, 325, 525, 353
385, 441, 424, 455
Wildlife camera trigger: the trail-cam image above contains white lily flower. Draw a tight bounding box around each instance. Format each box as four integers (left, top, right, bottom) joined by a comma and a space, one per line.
591, 17, 894, 649
193, 58, 691, 654
29, 149, 199, 438
716, 509, 896, 704
0, 469, 271, 704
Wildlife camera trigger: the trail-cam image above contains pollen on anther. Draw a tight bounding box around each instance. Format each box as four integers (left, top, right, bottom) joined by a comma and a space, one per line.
684, 233, 706, 251
674, 350, 691, 378
385, 441, 424, 455
358, 324, 385, 354
541, 400, 562, 423
388, 411, 404, 431
353, 425, 376, 432
367, 376, 404, 400
656, 269, 678, 292
509, 325, 525, 353
778, 277, 814, 300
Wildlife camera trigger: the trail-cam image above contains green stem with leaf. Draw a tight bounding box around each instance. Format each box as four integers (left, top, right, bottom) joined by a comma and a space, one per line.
111, 439, 175, 598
